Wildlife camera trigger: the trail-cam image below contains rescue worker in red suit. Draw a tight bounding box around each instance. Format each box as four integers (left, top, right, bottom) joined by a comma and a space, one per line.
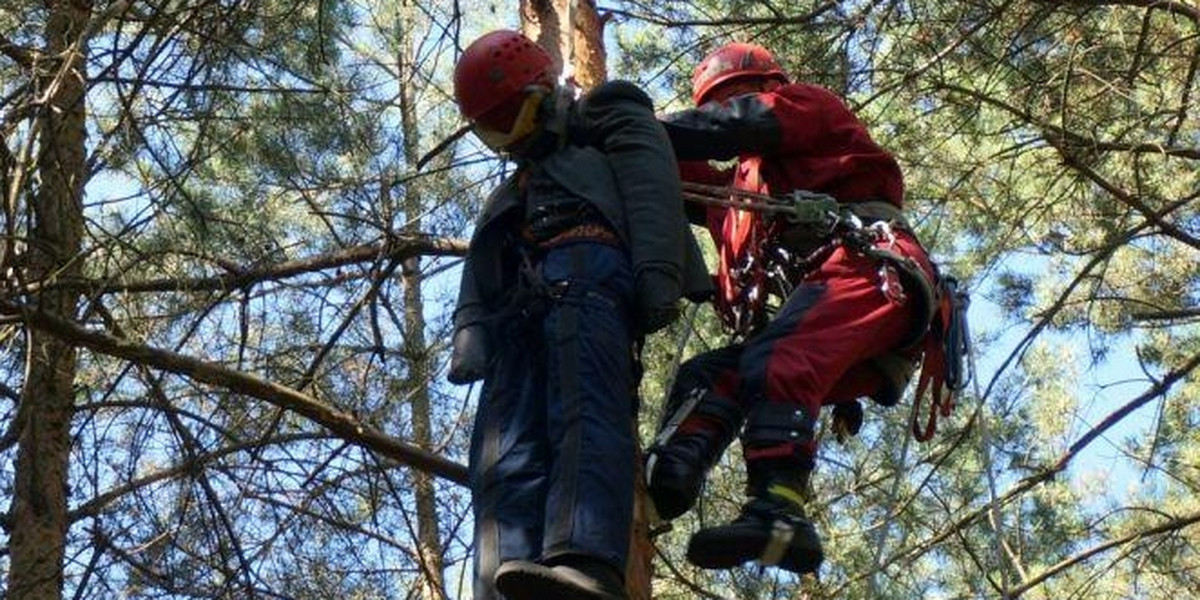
447, 30, 711, 600
644, 42, 939, 574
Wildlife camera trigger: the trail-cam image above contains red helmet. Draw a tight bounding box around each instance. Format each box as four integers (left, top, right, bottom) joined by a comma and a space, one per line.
453, 30, 556, 132
691, 42, 787, 105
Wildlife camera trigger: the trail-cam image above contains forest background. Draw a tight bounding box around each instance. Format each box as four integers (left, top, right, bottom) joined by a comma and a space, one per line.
1, 0, 1197, 599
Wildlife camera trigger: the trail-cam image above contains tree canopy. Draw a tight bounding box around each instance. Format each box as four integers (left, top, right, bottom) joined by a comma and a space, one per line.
1, 1, 1197, 599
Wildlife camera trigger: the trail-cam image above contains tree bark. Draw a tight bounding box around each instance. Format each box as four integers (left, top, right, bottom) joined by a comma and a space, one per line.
521, 0, 609, 91
6, 1, 90, 598
397, 1, 448, 596
519, 2, 653, 599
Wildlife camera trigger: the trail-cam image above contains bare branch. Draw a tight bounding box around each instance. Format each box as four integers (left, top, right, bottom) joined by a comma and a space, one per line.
27, 232, 468, 295
3, 301, 470, 485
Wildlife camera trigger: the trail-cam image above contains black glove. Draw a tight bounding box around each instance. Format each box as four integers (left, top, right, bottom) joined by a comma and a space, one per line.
831, 400, 864, 444
635, 266, 682, 334
637, 303, 681, 335
448, 325, 490, 384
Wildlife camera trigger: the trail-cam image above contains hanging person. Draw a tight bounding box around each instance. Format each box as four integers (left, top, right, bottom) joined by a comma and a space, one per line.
446, 29, 712, 600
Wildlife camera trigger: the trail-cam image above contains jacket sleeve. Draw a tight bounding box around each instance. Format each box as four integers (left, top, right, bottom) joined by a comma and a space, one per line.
660, 93, 784, 160
581, 80, 689, 333
660, 84, 848, 160
447, 254, 490, 385
447, 184, 518, 385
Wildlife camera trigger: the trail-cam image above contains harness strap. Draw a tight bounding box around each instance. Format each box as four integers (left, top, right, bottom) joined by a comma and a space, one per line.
856, 243, 938, 348
910, 276, 971, 442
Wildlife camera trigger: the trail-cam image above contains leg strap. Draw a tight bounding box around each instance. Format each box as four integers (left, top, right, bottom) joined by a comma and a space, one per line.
742, 403, 814, 451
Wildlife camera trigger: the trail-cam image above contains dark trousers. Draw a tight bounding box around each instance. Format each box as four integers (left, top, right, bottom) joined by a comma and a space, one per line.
470, 242, 636, 599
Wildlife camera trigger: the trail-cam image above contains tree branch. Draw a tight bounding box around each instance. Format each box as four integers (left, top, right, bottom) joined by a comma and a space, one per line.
2, 301, 470, 485
601, 0, 838, 28
1009, 509, 1200, 596
0, 34, 34, 68
27, 232, 468, 295
1041, 0, 1200, 22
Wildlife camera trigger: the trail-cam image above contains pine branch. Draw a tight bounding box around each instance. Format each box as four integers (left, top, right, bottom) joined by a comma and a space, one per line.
22, 232, 468, 295
1, 299, 470, 485
1008, 509, 1200, 597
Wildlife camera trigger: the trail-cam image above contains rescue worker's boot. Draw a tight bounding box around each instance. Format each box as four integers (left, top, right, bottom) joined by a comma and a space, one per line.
687, 403, 823, 573
494, 554, 627, 600
685, 468, 823, 574
644, 388, 744, 520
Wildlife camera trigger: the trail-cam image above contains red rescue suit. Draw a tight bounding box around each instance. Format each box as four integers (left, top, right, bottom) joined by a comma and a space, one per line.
660, 82, 936, 470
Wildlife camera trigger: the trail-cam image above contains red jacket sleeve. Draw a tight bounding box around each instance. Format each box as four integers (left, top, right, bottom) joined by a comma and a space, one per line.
763, 84, 865, 155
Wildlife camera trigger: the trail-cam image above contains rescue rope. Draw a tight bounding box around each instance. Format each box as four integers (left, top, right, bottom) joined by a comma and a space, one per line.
681, 181, 784, 207
869, 407, 916, 594
680, 181, 843, 221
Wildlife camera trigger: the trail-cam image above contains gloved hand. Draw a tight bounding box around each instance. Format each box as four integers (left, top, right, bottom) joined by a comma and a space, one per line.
638, 304, 681, 335
831, 400, 863, 444
635, 265, 682, 334
448, 325, 490, 384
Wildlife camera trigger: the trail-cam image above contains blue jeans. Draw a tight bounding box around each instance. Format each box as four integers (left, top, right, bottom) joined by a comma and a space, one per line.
470, 242, 636, 599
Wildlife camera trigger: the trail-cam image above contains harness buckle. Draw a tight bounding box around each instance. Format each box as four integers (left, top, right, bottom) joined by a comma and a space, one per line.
779, 191, 840, 239
867, 220, 898, 248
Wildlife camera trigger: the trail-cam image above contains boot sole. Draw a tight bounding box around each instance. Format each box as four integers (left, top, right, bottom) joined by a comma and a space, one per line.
494, 561, 626, 600
687, 523, 823, 574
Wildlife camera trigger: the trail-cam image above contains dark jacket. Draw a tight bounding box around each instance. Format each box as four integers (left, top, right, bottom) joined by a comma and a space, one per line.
449, 81, 712, 384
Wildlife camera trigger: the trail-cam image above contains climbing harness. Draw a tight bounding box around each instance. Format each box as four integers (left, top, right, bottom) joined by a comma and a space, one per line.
680, 181, 973, 441
681, 182, 842, 337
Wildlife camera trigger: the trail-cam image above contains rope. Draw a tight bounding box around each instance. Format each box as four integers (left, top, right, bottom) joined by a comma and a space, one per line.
661, 302, 703, 398
680, 182, 830, 219
646, 302, 702, 538
970, 310, 1014, 598
869, 403, 916, 594
682, 181, 779, 205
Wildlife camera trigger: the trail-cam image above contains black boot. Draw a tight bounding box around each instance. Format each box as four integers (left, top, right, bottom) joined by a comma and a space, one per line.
685, 471, 823, 575
645, 390, 743, 521
494, 555, 627, 600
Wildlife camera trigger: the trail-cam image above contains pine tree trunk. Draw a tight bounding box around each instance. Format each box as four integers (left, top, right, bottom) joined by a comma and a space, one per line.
6, 1, 89, 598
519, 2, 653, 598
397, 2, 447, 597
